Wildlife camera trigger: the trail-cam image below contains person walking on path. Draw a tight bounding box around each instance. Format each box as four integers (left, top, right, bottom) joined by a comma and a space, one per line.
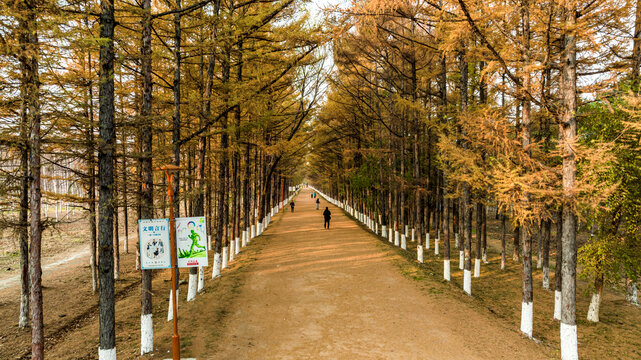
290, 201, 295, 213
316, 198, 320, 210
323, 207, 331, 229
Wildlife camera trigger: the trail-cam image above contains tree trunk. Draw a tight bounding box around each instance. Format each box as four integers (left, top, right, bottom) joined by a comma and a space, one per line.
85, 49, 99, 293
172, 0, 183, 304
633, 0, 641, 89
481, 204, 487, 263
542, 219, 551, 290
560, 6, 578, 358
19, 0, 43, 356
513, 225, 520, 262
98, 0, 117, 355
554, 209, 563, 320
122, 134, 129, 254
587, 272, 604, 322
139, 0, 154, 352
18, 38, 30, 328
500, 212, 506, 270
113, 157, 120, 281
474, 203, 482, 277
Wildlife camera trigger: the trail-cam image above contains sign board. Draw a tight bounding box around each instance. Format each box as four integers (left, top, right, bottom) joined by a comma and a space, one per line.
176, 216, 208, 268
139, 218, 171, 269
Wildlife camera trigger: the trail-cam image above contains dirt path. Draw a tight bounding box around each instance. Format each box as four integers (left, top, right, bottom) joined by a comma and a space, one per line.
0, 247, 89, 290
210, 188, 550, 359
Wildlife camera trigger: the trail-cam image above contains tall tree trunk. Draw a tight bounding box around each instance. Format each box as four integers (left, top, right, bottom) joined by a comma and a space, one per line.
20, 1, 43, 355
481, 205, 487, 263
18, 60, 30, 327
98, 0, 116, 355
513, 225, 520, 262
139, 0, 154, 352
85, 49, 98, 293
460, 46, 472, 295
172, 0, 183, 303
216, 44, 231, 273
474, 203, 482, 277
560, 6, 578, 358
122, 133, 129, 254
113, 155, 120, 280
520, 1, 534, 337
633, 0, 641, 90
501, 212, 506, 270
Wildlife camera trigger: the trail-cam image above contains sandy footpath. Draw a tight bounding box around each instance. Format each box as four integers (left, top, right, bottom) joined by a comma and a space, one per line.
210, 188, 550, 359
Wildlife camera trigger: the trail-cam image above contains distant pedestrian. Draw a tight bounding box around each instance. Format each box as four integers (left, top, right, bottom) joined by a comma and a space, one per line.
316, 198, 320, 210
290, 201, 295, 213
311, 193, 313, 199
323, 207, 331, 229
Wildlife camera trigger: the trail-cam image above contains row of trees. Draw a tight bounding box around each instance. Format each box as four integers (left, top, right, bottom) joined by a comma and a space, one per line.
309, 0, 641, 358
0, 0, 320, 358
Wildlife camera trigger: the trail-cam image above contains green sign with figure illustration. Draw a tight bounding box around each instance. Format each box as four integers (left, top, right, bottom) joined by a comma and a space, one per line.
175, 216, 208, 268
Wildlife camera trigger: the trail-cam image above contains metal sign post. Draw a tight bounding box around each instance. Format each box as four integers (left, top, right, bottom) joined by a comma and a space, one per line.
159, 165, 181, 360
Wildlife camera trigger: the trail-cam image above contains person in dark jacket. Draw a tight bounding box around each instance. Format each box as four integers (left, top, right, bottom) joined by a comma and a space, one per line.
323, 207, 331, 229
316, 198, 320, 210
290, 201, 295, 212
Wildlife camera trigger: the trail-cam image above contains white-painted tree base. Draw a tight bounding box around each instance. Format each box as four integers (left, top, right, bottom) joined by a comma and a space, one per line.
207, 235, 211, 250
474, 258, 480, 277
388, 229, 392, 242
382, 225, 387, 238
444, 259, 451, 281
459, 251, 464, 270
250, 225, 255, 239
235, 237, 241, 255
401, 235, 407, 250
520, 301, 533, 338
405, 225, 409, 237
99, 347, 116, 360
542, 267, 549, 290
167, 289, 178, 321
417, 245, 424, 263
464, 269, 471, 295
455, 233, 459, 248
19, 293, 28, 328
229, 241, 235, 262
242, 230, 247, 247
426, 233, 430, 249
587, 292, 601, 322
560, 322, 578, 360
482, 250, 488, 264
411, 228, 415, 242
198, 266, 204, 292
187, 272, 198, 301
554, 290, 562, 320
627, 283, 638, 305
434, 239, 439, 255
375, 223, 378, 235
212, 252, 222, 279
222, 247, 229, 269
394, 231, 400, 246
140, 313, 153, 355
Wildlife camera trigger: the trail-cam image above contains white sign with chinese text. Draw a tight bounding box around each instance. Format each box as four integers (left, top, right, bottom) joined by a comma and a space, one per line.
139, 218, 171, 269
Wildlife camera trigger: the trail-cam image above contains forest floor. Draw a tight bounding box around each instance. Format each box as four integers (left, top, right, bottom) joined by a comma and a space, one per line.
0, 188, 639, 359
